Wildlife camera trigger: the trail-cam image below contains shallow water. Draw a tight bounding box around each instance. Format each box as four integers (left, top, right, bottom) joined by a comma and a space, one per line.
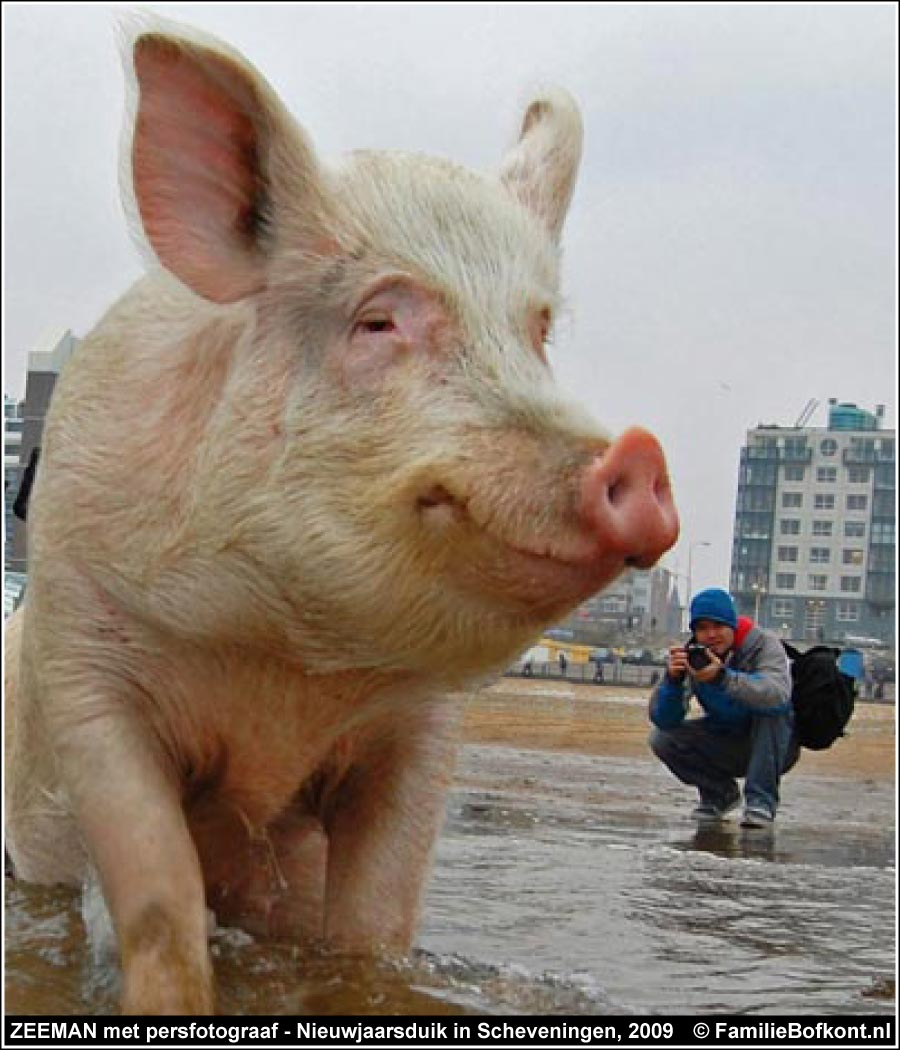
5, 743, 895, 1015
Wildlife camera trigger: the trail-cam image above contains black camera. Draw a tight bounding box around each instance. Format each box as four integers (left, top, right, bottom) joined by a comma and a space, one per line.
685, 642, 712, 670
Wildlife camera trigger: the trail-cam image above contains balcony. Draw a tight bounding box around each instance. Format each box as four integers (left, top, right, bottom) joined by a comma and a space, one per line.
780, 447, 813, 464
843, 448, 879, 465
744, 447, 779, 463
744, 445, 812, 464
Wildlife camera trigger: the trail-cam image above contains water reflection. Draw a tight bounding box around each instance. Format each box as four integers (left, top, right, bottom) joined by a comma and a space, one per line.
676, 818, 894, 869
682, 824, 777, 862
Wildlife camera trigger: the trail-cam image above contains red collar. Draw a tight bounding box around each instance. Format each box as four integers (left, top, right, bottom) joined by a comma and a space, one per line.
733, 616, 754, 650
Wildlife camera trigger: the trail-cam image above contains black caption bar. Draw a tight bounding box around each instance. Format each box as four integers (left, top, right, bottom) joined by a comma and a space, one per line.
4, 1015, 896, 1049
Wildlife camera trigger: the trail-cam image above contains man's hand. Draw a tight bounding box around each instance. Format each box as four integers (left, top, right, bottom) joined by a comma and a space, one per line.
666, 644, 689, 680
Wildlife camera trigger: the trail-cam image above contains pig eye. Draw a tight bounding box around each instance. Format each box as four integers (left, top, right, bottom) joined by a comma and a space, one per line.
528, 306, 553, 360
539, 307, 552, 342
356, 318, 396, 335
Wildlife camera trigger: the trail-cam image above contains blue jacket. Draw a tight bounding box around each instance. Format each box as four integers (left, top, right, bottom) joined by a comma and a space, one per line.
650, 620, 793, 733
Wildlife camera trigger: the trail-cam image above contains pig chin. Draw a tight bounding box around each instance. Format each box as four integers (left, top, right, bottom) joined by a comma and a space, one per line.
417, 499, 627, 622
456, 539, 627, 622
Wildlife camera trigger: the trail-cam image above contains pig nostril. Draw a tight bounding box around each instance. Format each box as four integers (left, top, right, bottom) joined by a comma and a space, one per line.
608, 470, 670, 511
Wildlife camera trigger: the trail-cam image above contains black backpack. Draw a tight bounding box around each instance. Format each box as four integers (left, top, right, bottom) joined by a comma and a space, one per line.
13, 446, 40, 522
782, 642, 856, 750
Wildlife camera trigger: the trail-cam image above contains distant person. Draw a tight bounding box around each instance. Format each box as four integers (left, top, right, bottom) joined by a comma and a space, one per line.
558, 651, 568, 677
648, 588, 797, 829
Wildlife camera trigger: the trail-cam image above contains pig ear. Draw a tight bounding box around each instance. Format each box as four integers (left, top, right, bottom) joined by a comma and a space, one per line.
125, 30, 328, 303
499, 89, 583, 242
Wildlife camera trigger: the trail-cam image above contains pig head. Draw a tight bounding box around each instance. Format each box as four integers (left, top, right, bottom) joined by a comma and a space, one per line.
4, 22, 678, 1014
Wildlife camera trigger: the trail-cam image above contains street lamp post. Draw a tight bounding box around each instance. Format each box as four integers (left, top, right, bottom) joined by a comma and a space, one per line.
684, 540, 711, 632
752, 582, 767, 626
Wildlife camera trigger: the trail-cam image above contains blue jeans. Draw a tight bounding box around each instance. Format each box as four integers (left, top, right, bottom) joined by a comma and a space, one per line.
649, 713, 800, 817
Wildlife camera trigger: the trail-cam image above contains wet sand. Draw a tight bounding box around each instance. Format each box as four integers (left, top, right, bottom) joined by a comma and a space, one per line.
462, 677, 895, 780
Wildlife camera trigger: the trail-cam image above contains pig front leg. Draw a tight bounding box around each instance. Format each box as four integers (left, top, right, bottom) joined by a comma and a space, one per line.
323, 703, 460, 951
53, 704, 214, 1014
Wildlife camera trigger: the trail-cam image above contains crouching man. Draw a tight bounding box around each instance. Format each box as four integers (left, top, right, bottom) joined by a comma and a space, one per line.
649, 588, 799, 828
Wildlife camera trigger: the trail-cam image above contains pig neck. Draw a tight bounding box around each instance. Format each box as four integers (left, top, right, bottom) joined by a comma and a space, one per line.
134, 633, 460, 831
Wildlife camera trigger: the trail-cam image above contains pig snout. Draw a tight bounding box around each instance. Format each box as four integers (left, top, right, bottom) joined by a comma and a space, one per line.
581, 427, 679, 569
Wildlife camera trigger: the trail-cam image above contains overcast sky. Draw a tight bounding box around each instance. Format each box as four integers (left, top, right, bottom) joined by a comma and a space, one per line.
3, 2, 897, 598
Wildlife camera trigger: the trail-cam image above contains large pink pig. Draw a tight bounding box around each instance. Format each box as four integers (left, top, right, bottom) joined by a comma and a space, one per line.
4, 21, 678, 1013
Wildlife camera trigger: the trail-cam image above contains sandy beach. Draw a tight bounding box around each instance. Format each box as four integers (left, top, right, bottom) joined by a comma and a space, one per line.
463, 676, 896, 780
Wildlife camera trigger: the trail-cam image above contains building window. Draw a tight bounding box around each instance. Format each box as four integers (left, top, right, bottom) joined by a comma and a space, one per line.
814, 494, 835, 510
812, 521, 833, 537
773, 599, 793, 619
740, 489, 775, 512
810, 548, 831, 564
846, 494, 867, 511
751, 436, 778, 454
871, 521, 895, 544
738, 519, 770, 539
809, 575, 828, 591
777, 546, 799, 562
782, 493, 803, 509
783, 466, 805, 482
780, 519, 801, 536
868, 546, 895, 572
775, 574, 796, 590
844, 521, 866, 538
746, 464, 777, 485
820, 439, 838, 457
874, 463, 894, 487
842, 549, 864, 566
847, 467, 870, 484
840, 576, 862, 593
816, 466, 837, 483
873, 491, 894, 516
804, 600, 827, 641
836, 602, 860, 622
600, 596, 627, 613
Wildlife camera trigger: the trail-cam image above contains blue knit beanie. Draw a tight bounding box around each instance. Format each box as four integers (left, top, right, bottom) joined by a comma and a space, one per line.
689, 588, 738, 630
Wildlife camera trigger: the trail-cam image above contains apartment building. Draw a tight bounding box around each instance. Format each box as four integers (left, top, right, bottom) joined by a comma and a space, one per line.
564, 564, 682, 642
4, 395, 25, 561
5, 328, 79, 573
730, 400, 895, 646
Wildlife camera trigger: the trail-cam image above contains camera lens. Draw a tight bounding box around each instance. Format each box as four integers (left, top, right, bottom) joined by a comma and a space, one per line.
687, 645, 710, 670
